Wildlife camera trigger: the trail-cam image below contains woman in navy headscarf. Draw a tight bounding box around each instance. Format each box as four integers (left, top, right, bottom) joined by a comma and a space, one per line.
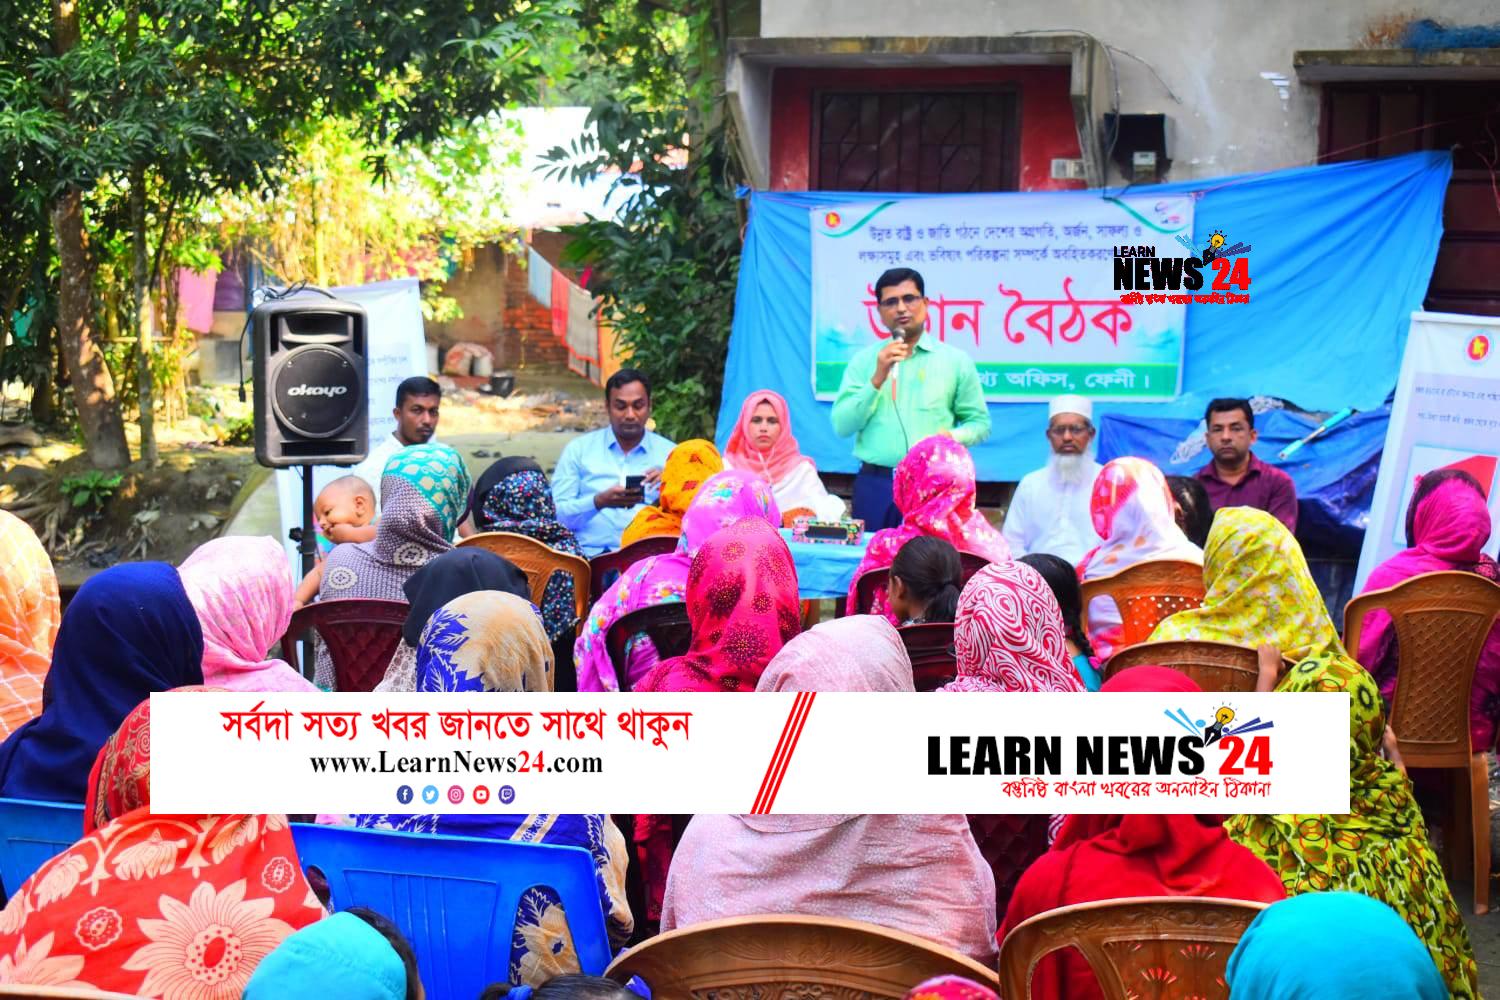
0, 562, 204, 803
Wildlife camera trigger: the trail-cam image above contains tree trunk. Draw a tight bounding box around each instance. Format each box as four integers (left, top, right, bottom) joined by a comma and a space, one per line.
131, 166, 156, 463
32, 320, 55, 424
51, 0, 129, 468
51, 188, 130, 468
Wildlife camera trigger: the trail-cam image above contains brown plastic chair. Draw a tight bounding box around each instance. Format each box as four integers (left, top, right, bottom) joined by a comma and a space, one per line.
999, 896, 1267, 1000
590, 534, 680, 603
605, 602, 693, 691
851, 551, 993, 615
606, 914, 1000, 995
280, 598, 408, 692
1080, 560, 1206, 649
459, 531, 592, 636
1103, 640, 1263, 692
1344, 569, 1500, 915
899, 622, 957, 690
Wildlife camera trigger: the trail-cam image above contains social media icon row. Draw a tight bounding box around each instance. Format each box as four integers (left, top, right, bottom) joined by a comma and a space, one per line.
396, 784, 516, 806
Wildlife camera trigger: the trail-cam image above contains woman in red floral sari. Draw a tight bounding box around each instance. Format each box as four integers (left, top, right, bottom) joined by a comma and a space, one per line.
0, 689, 324, 995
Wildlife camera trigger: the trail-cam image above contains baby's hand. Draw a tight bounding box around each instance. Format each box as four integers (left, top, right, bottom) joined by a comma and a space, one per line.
326, 522, 365, 544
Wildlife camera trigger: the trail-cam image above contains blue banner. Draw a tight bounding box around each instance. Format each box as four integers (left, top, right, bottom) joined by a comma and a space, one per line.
717, 152, 1450, 481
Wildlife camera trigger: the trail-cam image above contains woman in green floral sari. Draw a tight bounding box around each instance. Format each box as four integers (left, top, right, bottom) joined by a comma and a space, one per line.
1227, 651, 1478, 999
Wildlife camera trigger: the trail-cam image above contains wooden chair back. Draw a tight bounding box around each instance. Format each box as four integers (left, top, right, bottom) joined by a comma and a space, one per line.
0, 989, 150, 999
605, 602, 693, 692
590, 535, 680, 603
459, 531, 591, 636
1345, 570, 1500, 768
1103, 640, 1263, 692
280, 598, 409, 691
999, 896, 1266, 1000
898, 622, 957, 690
606, 914, 1000, 996
1079, 560, 1206, 647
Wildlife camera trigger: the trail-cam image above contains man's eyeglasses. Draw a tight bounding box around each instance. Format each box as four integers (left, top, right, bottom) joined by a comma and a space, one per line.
878, 294, 923, 309
1047, 422, 1093, 438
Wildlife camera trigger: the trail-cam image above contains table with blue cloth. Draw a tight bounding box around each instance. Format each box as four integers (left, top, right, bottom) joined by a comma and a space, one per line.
779, 528, 870, 602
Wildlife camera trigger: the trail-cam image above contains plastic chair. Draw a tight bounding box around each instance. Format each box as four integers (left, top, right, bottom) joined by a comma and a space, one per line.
606, 602, 693, 692
606, 914, 1000, 994
850, 551, 993, 615
999, 896, 1267, 1000
290, 823, 610, 1000
0, 798, 85, 897
460, 531, 592, 636
1080, 560, 1206, 648
1103, 640, 1264, 692
1344, 569, 1500, 915
590, 535, 680, 603
967, 813, 1050, 919
280, 598, 409, 692
898, 622, 957, 691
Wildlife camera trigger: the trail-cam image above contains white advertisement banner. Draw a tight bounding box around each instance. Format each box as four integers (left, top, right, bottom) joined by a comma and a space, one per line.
1355, 311, 1500, 590
152, 691, 1349, 816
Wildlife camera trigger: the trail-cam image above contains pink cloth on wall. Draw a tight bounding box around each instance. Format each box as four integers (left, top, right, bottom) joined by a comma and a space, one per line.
176, 267, 218, 333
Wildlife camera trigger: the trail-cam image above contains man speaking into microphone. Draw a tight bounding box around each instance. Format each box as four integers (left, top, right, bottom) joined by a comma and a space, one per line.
831, 268, 991, 530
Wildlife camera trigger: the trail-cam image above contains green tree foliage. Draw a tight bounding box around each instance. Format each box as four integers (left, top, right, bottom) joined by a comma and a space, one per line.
0, 0, 574, 467
545, 2, 744, 442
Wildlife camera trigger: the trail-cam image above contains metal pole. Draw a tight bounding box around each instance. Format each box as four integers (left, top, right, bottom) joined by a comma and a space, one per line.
300, 466, 317, 678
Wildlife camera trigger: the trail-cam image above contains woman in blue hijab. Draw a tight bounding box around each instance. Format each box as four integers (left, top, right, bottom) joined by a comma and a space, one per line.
0, 562, 204, 803
1227, 892, 1446, 999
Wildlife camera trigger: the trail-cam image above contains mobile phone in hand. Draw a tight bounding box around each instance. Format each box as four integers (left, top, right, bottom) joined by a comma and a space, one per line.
624, 474, 645, 501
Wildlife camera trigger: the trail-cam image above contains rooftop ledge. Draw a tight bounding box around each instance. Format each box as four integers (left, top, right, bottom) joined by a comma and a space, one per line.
1294, 48, 1500, 81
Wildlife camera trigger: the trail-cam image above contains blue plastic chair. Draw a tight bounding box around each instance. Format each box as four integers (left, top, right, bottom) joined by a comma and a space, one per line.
0, 797, 86, 897
290, 823, 611, 1000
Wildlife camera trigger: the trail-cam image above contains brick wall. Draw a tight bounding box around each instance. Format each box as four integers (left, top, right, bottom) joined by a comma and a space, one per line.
500, 252, 570, 371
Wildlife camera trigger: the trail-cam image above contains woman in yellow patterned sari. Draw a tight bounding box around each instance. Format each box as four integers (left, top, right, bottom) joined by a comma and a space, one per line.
1227, 653, 1478, 999
1152, 507, 1475, 997
1148, 506, 1342, 660
620, 439, 723, 546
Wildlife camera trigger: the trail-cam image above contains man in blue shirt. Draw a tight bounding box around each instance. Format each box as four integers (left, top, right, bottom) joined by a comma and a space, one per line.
552, 368, 676, 555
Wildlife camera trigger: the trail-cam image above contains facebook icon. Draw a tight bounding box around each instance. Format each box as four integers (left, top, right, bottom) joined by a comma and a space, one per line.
396, 784, 414, 805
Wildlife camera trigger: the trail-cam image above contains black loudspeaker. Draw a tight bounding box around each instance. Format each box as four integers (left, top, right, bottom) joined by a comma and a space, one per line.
252, 297, 369, 467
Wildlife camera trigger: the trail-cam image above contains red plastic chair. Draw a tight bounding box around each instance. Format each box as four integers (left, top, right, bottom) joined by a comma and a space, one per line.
605, 602, 694, 692
590, 535, 681, 604
280, 599, 409, 692
850, 551, 992, 615
898, 622, 957, 691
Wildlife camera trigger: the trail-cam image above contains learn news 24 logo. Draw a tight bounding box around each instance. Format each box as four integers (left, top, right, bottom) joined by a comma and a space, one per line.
1165, 700, 1275, 776
1113, 227, 1252, 294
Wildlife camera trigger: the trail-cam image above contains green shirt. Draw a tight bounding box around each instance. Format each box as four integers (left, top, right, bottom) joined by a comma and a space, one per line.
830, 335, 991, 468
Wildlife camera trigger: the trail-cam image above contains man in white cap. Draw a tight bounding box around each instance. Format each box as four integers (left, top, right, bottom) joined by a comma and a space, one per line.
1001, 394, 1103, 563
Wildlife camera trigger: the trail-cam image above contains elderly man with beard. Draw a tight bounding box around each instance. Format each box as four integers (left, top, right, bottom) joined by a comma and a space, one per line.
1001, 395, 1103, 563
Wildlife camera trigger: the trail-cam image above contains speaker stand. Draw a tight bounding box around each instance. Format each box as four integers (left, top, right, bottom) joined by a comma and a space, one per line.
300, 466, 318, 679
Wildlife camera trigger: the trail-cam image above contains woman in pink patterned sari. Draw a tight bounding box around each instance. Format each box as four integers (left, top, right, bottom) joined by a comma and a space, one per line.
573, 470, 780, 692
942, 560, 1084, 694
1077, 457, 1202, 660
178, 536, 318, 693
846, 435, 1010, 620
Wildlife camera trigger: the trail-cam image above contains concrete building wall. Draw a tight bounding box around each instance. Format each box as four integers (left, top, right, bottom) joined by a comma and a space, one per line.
753, 0, 1499, 182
